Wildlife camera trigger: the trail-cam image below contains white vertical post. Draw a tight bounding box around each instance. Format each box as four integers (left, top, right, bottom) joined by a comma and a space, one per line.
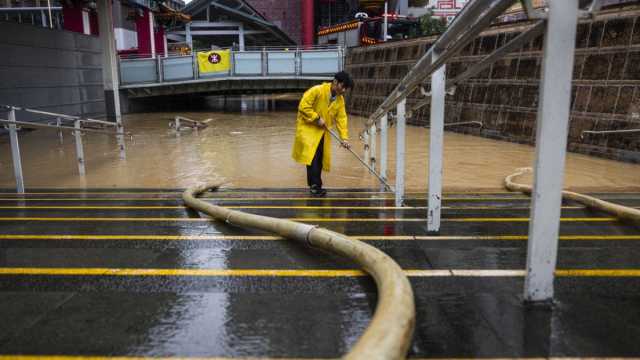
383, 2, 388, 42
380, 113, 388, 186
370, 123, 377, 171
186, 23, 193, 49
82, 9, 91, 35
525, 0, 579, 302
428, 53, 446, 232
239, 24, 245, 51
8, 109, 25, 193
56, 117, 63, 144
74, 120, 86, 176
163, 33, 168, 58
46, 0, 52, 28
395, 99, 406, 207
149, 11, 156, 59
363, 128, 370, 167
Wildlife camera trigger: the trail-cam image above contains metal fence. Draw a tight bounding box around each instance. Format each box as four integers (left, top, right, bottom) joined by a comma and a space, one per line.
118, 47, 344, 86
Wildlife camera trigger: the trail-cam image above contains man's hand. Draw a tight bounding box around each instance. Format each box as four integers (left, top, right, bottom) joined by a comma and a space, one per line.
316, 117, 325, 127
341, 141, 351, 149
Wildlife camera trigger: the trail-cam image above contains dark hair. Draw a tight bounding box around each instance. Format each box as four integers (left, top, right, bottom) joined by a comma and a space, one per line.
334, 71, 354, 89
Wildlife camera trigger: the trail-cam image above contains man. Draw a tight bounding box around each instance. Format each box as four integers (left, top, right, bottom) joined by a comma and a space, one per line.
292, 71, 353, 197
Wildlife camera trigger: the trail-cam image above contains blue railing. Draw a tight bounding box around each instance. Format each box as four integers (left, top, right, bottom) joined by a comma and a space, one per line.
118, 47, 344, 86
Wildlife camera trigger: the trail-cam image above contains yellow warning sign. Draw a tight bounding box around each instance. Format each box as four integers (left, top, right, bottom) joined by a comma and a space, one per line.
197, 49, 231, 73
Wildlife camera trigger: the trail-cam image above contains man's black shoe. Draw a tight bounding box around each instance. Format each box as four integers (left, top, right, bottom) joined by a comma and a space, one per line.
310, 185, 327, 197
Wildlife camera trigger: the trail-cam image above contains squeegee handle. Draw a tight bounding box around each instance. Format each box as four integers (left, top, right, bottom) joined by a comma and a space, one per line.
325, 126, 393, 192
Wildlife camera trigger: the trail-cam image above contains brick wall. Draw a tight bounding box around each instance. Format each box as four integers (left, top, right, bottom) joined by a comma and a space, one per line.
245, 0, 302, 45
346, 5, 640, 162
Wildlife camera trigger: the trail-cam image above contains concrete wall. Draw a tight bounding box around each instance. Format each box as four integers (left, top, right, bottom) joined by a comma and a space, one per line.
346, 5, 640, 162
0, 20, 105, 122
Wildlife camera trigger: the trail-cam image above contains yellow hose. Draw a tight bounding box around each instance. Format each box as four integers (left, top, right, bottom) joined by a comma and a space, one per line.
183, 184, 416, 360
505, 167, 640, 223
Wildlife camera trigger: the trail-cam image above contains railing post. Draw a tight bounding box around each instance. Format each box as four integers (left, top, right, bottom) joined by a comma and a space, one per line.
8, 108, 25, 193
363, 127, 370, 167
395, 99, 406, 207
296, 48, 301, 75
175, 116, 181, 135
117, 123, 126, 160
193, 50, 199, 80
524, 0, 579, 303
262, 47, 267, 76
230, 49, 236, 76
370, 123, 377, 171
157, 56, 163, 83
74, 120, 86, 176
56, 117, 63, 144
380, 113, 388, 188
427, 52, 446, 233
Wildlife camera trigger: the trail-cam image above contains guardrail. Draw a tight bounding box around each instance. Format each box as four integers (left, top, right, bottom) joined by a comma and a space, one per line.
1, 105, 129, 193
353, 0, 599, 302
118, 47, 344, 86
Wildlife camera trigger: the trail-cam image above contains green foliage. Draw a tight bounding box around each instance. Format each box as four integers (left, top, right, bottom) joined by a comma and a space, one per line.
419, 11, 447, 37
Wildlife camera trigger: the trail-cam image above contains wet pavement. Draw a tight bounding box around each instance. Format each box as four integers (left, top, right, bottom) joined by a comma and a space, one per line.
1, 188, 640, 358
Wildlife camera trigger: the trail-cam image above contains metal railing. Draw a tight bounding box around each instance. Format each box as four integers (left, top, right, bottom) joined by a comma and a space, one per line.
581, 128, 640, 139
118, 47, 344, 86
353, 0, 598, 302
1, 105, 129, 193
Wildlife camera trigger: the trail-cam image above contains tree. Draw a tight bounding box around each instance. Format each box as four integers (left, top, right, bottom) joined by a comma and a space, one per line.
419, 11, 447, 37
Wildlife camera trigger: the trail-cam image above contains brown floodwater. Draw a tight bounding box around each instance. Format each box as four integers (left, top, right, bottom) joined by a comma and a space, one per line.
1, 110, 639, 191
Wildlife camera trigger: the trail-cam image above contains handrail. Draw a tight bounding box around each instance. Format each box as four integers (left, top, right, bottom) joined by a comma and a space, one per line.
0, 119, 130, 137
170, 116, 213, 132
2, 105, 128, 193
1, 105, 118, 128
365, 0, 518, 128
411, 20, 546, 112
581, 128, 640, 139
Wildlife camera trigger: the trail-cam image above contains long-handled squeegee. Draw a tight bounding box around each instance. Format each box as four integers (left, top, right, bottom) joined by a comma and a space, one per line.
325, 126, 394, 192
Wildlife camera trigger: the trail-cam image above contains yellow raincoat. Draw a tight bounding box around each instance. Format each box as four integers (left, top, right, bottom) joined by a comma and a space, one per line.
291, 82, 349, 171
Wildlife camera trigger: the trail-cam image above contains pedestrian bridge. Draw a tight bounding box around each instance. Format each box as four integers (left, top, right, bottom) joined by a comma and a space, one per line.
119, 47, 343, 98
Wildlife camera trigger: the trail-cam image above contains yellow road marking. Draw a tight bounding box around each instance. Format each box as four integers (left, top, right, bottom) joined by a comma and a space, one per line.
0, 196, 532, 201
0, 190, 520, 195
0, 205, 415, 210
0, 205, 598, 210
1, 357, 309, 360
1, 234, 639, 241
0, 356, 634, 360
0, 267, 639, 277
0, 217, 618, 222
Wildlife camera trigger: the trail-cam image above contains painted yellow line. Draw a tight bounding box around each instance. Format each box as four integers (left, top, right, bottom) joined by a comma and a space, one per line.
0, 217, 618, 222
0, 205, 601, 210
0, 357, 304, 360
0, 357, 297, 360
0, 205, 416, 210
0, 356, 633, 360
0, 196, 533, 201
1, 234, 639, 241
0, 234, 284, 241
0, 267, 639, 277
446, 217, 616, 222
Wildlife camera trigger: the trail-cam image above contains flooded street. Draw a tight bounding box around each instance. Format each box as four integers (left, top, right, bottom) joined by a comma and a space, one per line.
1, 109, 639, 191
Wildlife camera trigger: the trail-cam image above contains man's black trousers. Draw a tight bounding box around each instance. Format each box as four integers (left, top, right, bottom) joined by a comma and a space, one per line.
306, 137, 324, 188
